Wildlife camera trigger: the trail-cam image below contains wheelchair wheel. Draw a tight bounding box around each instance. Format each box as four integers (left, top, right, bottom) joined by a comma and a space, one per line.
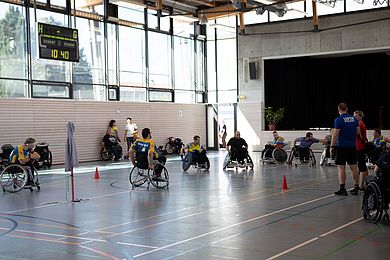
0, 164, 28, 193
362, 180, 383, 223
223, 154, 230, 171
204, 157, 210, 170
272, 149, 287, 164
309, 150, 316, 165
129, 167, 148, 188
287, 149, 294, 165
182, 153, 192, 171
150, 163, 169, 189
46, 151, 52, 168
101, 148, 112, 161
165, 143, 174, 155
320, 149, 327, 166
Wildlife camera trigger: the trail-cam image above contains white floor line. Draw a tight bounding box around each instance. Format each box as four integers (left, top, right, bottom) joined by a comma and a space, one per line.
108, 184, 333, 239
0, 227, 105, 242
319, 217, 363, 237
116, 242, 159, 249
265, 217, 363, 260
132, 194, 334, 258
265, 238, 320, 260
94, 178, 322, 233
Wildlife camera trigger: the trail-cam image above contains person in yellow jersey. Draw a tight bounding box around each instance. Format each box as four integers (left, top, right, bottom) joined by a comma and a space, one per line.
181, 135, 207, 167
129, 128, 166, 181
9, 138, 40, 184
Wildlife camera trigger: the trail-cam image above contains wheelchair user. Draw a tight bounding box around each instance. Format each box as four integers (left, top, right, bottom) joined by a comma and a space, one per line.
227, 131, 249, 164
181, 135, 207, 167
263, 131, 287, 159
129, 128, 166, 181
102, 127, 123, 161
293, 132, 327, 162
364, 129, 388, 165
9, 138, 40, 184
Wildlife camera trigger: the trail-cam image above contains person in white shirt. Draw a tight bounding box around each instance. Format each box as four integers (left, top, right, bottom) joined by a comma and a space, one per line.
124, 117, 138, 157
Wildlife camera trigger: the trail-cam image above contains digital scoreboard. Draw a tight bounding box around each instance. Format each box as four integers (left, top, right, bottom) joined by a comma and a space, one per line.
38, 22, 79, 62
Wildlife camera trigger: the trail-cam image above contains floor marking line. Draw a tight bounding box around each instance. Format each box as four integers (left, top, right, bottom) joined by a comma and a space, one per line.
107, 180, 332, 238
93, 179, 324, 233
0, 218, 80, 231
116, 242, 159, 249
319, 217, 363, 237
0, 227, 106, 242
266, 238, 320, 260
7, 234, 80, 246
265, 217, 364, 260
96, 205, 201, 231
79, 245, 120, 260
132, 194, 334, 258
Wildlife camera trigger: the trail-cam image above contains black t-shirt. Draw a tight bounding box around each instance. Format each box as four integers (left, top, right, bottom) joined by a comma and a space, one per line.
227, 138, 247, 150
103, 134, 118, 148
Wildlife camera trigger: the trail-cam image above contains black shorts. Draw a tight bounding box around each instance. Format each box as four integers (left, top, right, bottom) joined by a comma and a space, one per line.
335, 147, 357, 166
356, 149, 368, 172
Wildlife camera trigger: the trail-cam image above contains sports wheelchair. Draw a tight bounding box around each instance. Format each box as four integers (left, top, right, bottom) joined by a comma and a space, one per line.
33, 142, 53, 169
223, 149, 254, 171
261, 144, 288, 164
182, 150, 210, 171
0, 163, 40, 192
287, 144, 316, 167
101, 144, 122, 161
362, 171, 390, 223
129, 159, 169, 189
0, 144, 14, 170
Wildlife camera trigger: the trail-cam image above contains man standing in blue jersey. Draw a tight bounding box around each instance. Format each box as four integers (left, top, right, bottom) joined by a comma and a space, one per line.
330, 103, 361, 196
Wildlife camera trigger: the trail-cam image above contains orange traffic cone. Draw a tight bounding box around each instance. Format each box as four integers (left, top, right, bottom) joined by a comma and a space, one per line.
94, 166, 100, 179
281, 175, 288, 190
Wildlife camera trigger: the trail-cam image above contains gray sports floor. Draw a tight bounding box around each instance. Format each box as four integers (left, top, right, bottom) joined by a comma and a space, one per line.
0, 151, 389, 260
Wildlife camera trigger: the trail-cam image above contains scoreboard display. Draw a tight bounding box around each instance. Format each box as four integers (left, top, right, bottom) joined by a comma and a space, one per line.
38, 22, 79, 62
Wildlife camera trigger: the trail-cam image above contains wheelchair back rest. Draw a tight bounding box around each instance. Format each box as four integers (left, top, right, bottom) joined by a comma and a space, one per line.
136, 151, 149, 169
1, 144, 14, 159
378, 164, 390, 187
35, 143, 49, 160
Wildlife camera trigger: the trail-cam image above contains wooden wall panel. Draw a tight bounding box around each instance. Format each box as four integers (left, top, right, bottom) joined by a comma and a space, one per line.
0, 99, 206, 165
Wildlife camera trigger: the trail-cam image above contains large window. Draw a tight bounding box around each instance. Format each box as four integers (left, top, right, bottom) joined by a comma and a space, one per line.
196, 40, 206, 92
73, 17, 104, 85
32, 82, 70, 98
107, 23, 118, 85
148, 31, 171, 88
175, 90, 195, 103
120, 87, 146, 102
119, 26, 145, 87
269, 2, 305, 22
174, 36, 194, 90
0, 2, 27, 83
207, 26, 217, 103
0, 79, 27, 98
73, 84, 106, 100
306, 0, 344, 16
116, 2, 144, 24
217, 38, 237, 101
347, 0, 388, 12
72, 0, 104, 15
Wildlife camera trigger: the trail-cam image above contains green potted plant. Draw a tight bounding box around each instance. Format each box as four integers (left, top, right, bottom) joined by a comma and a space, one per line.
264, 107, 285, 131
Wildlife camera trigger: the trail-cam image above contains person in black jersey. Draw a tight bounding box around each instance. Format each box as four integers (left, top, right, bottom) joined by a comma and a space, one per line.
227, 131, 248, 164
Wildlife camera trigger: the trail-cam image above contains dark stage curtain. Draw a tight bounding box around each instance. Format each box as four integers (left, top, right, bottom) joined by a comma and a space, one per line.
264, 53, 389, 130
